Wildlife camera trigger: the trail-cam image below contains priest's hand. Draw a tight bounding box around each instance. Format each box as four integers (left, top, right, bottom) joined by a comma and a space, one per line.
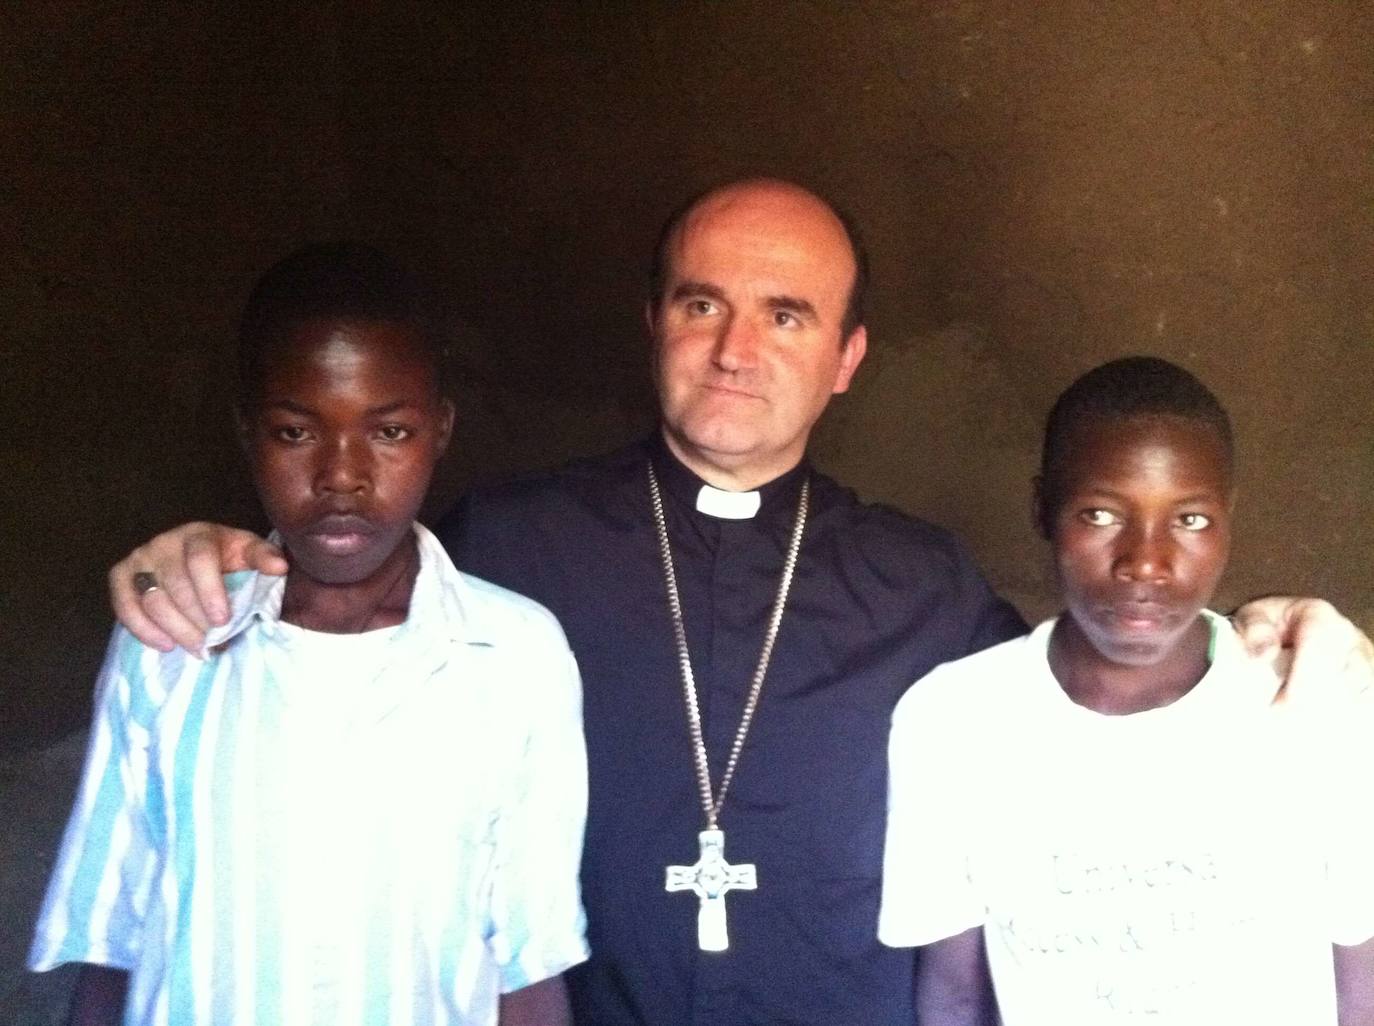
110, 522, 287, 652
1231, 596, 1374, 704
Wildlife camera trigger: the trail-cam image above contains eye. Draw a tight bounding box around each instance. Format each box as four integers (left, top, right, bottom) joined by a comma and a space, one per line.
377, 424, 413, 442
1078, 508, 1119, 527
772, 310, 798, 328
1177, 512, 1211, 531
273, 425, 310, 443
685, 299, 717, 317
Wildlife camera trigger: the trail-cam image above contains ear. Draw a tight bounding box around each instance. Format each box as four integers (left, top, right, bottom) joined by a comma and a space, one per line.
434, 398, 456, 456
831, 325, 868, 395
645, 299, 662, 374
1031, 474, 1052, 540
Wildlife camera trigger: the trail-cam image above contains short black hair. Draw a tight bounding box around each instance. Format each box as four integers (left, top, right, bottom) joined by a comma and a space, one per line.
646, 180, 871, 340
237, 242, 445, 401
1039, 356, 1234, 527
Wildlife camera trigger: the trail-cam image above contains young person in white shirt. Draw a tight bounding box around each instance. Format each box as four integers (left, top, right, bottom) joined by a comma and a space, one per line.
30, 243, 589, 1026
879, 356, 1374, 1026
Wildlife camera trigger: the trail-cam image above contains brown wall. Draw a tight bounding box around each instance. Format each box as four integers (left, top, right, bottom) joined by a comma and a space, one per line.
3, 2, 1371, 750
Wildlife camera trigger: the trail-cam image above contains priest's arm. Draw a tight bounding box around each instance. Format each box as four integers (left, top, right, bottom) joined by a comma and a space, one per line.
107, 520, 1372, 701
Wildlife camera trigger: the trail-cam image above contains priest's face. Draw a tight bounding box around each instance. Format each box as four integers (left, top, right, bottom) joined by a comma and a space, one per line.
649, 180, 867, 490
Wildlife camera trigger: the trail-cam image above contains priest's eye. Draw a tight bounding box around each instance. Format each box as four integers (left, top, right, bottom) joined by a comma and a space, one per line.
273, 425, 310, 443
1078, 508, 1118, 527
772, 310, 798, 328
685, 299, 717, 317
1177, 512, 1212, 531
377, 424, 413, 442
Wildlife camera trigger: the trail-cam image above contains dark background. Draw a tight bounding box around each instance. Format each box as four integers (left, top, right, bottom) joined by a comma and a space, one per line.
3, 1, 1372, 754
2, 3, 1373, 1018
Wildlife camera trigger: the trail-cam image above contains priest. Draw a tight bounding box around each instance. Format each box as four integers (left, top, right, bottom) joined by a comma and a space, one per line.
111, 179, 1374, 1026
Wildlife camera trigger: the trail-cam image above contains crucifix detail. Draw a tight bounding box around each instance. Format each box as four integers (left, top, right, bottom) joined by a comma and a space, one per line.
665, 828, 757, 952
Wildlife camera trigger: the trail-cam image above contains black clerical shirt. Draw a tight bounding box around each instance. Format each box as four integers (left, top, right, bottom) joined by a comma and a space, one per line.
436, 436, 1026, 1026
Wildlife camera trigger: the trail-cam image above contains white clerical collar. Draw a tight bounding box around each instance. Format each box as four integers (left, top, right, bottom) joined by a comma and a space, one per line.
695, 483, 762, 520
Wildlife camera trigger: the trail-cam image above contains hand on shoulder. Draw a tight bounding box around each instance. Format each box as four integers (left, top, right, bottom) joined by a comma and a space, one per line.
109, 522, 287, 652
1230, 596, 1374, 706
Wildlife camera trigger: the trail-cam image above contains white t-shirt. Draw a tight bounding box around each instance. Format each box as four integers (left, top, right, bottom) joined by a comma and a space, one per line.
879, 611, 1374, 1026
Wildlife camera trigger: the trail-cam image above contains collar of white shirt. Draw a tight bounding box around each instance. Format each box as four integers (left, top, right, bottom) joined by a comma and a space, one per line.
202, 523, 503, 656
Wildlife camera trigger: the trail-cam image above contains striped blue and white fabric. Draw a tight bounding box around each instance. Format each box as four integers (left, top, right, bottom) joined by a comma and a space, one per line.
31, 524, 589, 1026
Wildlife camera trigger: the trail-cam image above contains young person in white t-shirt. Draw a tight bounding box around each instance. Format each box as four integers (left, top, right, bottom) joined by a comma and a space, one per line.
29, 244, 589, 1026
878, 356, 1374, 1025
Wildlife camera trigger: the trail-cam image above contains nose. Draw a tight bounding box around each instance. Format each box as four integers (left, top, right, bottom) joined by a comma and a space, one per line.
1112, 522, 1172, 583
316, 435, 371, 495
712, 312, 760, 372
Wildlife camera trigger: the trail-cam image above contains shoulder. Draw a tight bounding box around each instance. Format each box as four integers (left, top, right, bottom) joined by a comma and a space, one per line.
444, 440, 647, 525
1203, 610, 1296, 711
205, 568, 283, 647
413, 535, 584, 731
420, 527, 573, 653
98, 618, 219, 726
808, 471, 986, 579
451, 567, 572, 647
432, 441, 651, 586
806, 471, 1027, 652
223, 567, 257, 597
893, 628, 1042, 727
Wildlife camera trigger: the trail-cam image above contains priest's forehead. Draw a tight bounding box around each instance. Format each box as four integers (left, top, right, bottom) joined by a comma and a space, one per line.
648, 178, 869, 338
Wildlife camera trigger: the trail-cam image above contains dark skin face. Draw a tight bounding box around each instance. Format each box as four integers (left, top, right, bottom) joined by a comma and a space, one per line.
1036, 415, 1234, 714
237, 317, 454, 632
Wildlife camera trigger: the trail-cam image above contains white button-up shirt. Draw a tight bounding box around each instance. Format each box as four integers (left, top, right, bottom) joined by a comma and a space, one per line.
31, 524, 589, 1026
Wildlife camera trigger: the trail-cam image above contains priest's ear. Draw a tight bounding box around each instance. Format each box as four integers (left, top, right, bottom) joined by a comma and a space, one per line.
646, 298, 671, 392
831, 325, 867, 395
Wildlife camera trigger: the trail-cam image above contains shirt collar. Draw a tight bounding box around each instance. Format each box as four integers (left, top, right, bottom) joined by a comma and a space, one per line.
648, 430, 809, 523
204, 568, 285, 652
203, 523, 501, 653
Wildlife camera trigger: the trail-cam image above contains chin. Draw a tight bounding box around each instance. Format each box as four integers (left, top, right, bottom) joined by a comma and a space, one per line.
1090, 626, 1199, 668
1097, 640, 1175, 667
284, 538, 395, 587
675, 422, 762, 459
294, 555, 386, 586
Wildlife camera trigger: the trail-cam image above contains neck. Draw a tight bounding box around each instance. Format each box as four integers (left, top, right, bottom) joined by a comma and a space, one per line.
1048, 616, 1211, 715
281, 536, 418, 634
659, 427, 803, 492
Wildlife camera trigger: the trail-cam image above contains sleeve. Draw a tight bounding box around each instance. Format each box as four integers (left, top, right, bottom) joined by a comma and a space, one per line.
877, 670, 988, 948
486, 623, 590, 992
433, 491, 480, 567
29, 627, 158, 971
434, 489, 528, 591
1324, 690, 1374, 946
953, 541, 1028, 656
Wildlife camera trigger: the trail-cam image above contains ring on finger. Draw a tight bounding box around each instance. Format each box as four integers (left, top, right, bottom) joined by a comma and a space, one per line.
133, 571, 160, 597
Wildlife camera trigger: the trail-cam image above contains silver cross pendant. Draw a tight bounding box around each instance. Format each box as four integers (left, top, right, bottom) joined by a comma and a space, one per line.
665, 828, 757, 952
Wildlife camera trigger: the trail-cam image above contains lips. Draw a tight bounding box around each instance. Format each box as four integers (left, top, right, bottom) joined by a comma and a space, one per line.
702, 380, 763, 400
1098, 596, 1179, 633
304, 512, 377, 556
